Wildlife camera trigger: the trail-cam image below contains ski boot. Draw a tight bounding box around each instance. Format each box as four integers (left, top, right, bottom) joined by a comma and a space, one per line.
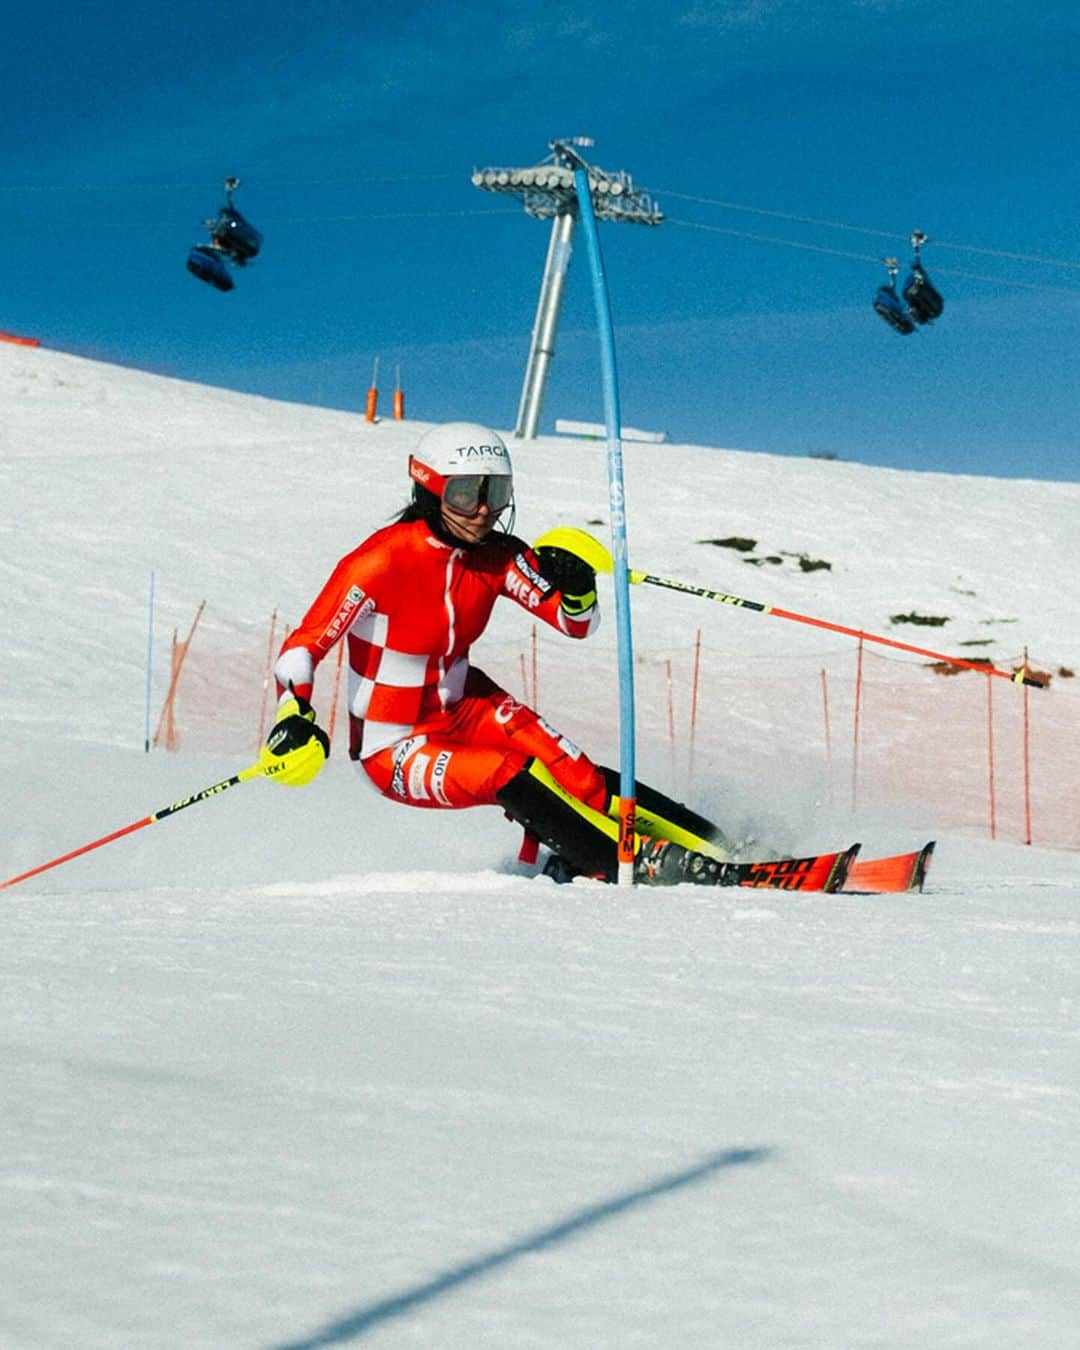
542, 841, 731, 887
634, 838, 731, 886
541, 853, 582, 885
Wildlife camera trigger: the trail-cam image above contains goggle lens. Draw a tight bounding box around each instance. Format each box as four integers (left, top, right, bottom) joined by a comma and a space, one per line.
443, 474, 513, 516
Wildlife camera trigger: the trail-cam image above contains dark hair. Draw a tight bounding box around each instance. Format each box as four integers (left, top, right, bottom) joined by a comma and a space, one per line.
392, 485, 468, 545
392, 485, 437, 524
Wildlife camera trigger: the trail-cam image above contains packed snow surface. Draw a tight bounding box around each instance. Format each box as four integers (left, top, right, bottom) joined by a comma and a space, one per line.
1, 346, 1078, 1347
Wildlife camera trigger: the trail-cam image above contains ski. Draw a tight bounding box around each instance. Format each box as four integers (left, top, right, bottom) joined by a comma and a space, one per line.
723, 843, 860, 893
531, 759, 915, 896
842, 840, 935, 893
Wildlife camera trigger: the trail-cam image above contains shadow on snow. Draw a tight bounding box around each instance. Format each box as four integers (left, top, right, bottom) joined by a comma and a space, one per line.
270, 1144, 774, 1348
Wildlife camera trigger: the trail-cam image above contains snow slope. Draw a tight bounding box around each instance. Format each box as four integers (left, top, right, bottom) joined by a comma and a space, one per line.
1, 345, 1078, 1348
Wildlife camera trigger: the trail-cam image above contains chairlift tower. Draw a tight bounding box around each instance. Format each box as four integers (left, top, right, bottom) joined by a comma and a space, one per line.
472, 138, 663, 439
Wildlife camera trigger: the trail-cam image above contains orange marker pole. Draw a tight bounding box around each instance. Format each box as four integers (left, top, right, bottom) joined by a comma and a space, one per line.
365, 356, 380, 422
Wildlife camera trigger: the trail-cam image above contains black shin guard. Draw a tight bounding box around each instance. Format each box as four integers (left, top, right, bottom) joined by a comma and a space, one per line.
497, 761, 730, 886
496, 761, 617, 883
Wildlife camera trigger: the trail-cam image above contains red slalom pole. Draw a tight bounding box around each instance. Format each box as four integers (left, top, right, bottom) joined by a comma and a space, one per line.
1, 763, 264, 892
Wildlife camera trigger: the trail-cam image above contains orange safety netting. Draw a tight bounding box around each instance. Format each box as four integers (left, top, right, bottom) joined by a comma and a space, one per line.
154, 609, 1080, 851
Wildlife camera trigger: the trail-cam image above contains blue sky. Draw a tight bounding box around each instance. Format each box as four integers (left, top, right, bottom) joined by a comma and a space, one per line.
5, 1, 1080, 480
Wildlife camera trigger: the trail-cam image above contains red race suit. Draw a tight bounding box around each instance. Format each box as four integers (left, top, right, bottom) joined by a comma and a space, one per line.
274, 518, 608, 812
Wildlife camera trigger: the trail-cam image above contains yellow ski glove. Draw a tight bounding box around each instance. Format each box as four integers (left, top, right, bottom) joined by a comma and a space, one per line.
259, 695, 330, 787
534, 544, 597, 617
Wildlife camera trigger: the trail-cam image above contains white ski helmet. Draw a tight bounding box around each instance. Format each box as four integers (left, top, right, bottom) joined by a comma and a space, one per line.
409, 422, 514, 516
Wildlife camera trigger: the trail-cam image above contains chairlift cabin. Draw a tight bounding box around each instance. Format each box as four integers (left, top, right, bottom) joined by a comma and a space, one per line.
186, 176, 260, 291
902, 264, 944, 324
872, 233, 945, 335
873, 259, 916, 335
902, 230, 943, 325
186, 244, 235, 292
210, 206, 262, 265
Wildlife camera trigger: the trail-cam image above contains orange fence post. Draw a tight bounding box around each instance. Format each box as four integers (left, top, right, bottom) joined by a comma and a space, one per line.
1022, 647, 1033, 845
986, 675, 997, 840
688, 629, 702, 784
820, 667, 832, 766
164, 633, 179, 751
256, 608, 279, 752
152, 601, 205, 751
664, 658, 676, 778
393, 364, 405, 420
851, 636, 864, 815
327, 638, 346, 745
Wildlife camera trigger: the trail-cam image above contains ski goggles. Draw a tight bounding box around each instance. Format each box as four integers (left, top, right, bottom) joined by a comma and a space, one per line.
441, 473, 514, 517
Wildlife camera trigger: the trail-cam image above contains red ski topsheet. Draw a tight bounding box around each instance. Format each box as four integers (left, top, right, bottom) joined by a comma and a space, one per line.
844, 842, 935, 893
734, 845, 859, 892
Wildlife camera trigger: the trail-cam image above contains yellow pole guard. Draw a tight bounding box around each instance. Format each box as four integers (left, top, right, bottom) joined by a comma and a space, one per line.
533, 527, 619, 577
533, 526, 650, 586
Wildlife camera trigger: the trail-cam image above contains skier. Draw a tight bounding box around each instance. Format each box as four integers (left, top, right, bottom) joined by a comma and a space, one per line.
260, 421, 728, 886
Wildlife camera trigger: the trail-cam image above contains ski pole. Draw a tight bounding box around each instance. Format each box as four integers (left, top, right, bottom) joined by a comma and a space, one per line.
535, 527, 1045, 689
0, 762, 265, 892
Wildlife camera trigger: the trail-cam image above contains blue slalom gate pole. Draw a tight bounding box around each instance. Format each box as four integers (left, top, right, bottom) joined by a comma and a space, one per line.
573, 166, 638, 884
